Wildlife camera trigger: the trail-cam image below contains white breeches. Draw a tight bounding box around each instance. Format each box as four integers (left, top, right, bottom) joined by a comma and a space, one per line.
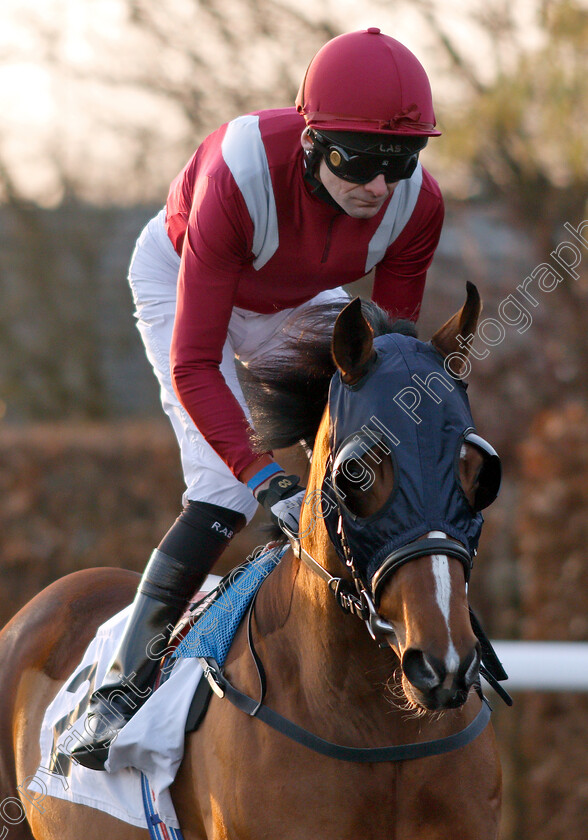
127, 208, 347, 523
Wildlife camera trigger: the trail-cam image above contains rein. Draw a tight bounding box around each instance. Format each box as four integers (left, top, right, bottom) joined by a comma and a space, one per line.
199, 581, 493, 763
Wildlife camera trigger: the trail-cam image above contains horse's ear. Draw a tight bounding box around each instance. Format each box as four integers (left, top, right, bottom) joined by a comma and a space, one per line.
332, 297, 375, 384
431, 282, 482, 376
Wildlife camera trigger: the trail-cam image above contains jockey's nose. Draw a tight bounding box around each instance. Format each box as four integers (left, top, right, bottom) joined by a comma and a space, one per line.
363, 173, 389, 196
401, 643, 481, 709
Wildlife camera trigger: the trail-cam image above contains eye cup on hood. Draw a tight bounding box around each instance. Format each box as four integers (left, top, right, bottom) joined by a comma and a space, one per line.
459, 431, 502, 511
331, 431, 396, 520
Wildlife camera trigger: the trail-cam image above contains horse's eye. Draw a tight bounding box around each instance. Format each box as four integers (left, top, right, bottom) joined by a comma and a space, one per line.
344, 459, 365, 481
332, 434, 396, 519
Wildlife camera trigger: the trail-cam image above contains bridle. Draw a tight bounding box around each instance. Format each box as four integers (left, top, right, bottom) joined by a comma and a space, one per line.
196, 497, 505, 764
285, 520, 472, 646
282, 477, 511, 706
198, 532, 494, 763
196, 414, 510, 761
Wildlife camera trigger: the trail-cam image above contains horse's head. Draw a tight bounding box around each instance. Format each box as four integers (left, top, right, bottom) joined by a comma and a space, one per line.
299, 284, 501, 712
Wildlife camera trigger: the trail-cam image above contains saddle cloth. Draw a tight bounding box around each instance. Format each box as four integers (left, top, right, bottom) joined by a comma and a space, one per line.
32, 544, 285, 829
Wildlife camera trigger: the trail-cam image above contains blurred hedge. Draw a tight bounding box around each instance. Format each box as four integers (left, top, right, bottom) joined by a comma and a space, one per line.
0, 420, 276, 626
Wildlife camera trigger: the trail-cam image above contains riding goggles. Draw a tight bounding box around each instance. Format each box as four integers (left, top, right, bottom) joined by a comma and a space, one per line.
310, 130, 422, 184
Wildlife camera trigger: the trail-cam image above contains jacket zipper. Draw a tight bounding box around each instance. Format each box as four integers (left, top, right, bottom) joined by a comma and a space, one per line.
321, 214, 338, 263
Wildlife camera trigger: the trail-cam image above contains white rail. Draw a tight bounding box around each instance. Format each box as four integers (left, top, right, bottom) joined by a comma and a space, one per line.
196, 580, 588, 693
490, 642, 588, 691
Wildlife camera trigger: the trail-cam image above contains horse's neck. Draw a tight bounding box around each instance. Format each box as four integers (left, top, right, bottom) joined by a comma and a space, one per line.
252, 548, 482, 755
256, 547, 398, 713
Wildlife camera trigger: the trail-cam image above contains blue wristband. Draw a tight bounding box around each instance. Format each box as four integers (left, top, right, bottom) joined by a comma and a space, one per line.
246, 463, 283, 492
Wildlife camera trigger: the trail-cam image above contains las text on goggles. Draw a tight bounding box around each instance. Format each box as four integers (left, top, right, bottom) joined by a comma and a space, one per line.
310, 131, 424, 185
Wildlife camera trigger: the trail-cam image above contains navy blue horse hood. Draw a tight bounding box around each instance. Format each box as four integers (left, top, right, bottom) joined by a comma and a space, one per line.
322, 332, 486, 586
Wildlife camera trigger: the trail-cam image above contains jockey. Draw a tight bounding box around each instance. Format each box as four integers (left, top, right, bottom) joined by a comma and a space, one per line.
72, 27, 444, 770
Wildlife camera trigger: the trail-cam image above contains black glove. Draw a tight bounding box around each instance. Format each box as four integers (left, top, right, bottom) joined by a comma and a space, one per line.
256, 474, 305, 534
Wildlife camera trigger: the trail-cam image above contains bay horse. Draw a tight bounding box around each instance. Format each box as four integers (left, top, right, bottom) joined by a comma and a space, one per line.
0, 285, 502, 840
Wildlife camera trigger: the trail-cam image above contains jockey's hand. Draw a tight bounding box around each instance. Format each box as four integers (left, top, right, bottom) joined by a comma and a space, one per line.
256, 474, 306, 535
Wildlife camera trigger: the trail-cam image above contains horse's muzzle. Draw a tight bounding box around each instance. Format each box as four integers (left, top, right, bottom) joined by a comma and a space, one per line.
401, 642, 481, 710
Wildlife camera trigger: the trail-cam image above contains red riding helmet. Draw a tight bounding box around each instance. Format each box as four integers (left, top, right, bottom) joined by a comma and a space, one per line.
296, 28, 441, 137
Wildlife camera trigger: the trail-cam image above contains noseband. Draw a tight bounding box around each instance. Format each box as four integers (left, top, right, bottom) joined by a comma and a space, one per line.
284, 520, 473, 646
371, 536, 473, 606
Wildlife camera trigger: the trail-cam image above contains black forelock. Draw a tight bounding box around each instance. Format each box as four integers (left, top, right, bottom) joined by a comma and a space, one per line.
239, 299, 417, 453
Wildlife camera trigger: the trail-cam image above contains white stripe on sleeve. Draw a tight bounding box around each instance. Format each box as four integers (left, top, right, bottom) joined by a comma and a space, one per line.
221, 115, 279, 270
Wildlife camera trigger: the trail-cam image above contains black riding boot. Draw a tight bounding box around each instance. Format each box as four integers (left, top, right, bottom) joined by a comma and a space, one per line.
70, 501, 245, 771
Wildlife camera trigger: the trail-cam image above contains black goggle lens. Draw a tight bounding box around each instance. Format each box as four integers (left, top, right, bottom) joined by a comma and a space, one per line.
312, 134, 420, 184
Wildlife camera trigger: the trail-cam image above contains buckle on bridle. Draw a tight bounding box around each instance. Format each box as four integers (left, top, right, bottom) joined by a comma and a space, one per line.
359, 589, 397, 647
328, 578, 365, 619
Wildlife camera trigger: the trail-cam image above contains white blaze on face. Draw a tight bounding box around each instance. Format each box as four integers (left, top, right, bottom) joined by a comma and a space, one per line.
428, 530, 460, 674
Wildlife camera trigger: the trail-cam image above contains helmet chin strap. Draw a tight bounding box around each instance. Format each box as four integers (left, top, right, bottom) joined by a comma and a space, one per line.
302, 148, 343, 212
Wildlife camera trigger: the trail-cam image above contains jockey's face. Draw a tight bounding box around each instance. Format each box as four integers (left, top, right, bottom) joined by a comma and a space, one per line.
316, 157, 397, 219
301, 129, 397, 219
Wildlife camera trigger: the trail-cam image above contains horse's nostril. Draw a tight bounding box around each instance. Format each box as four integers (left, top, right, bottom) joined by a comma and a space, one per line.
459, 643, 481, 689
402, 645, 482, 708
402, 648, 445, 691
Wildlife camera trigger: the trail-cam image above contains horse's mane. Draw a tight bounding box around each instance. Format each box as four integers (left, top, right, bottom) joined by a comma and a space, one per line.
240, 299, 417, 453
